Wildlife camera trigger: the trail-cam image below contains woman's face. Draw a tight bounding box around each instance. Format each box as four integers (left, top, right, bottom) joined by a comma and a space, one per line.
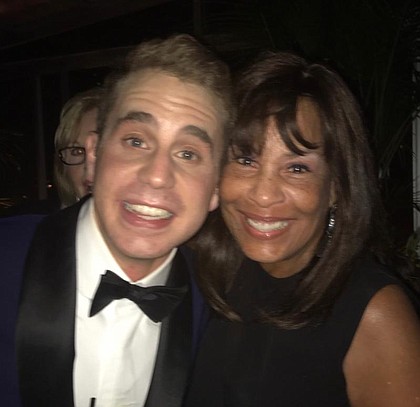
220, 100, 336, 277
65, 108, 98, 199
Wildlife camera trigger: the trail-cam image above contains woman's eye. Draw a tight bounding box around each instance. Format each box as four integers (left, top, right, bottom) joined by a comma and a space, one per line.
236, 156, 254, 166
126, 137, 146, 148
70, 147, 84, 156
289, 164, 309, 173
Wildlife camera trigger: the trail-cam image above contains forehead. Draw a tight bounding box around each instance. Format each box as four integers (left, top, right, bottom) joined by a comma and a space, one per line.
112, 69, 224, 134
240, 98, 324, 155
263, 98, 324, 151
74, 108, 97, 143
79, 108, 98, 129
295, 98, 323, 145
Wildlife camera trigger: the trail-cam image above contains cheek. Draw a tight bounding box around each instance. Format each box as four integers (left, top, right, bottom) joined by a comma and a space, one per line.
220, 174, 244, 204
66, 166, 83, 182
95, 148, 129, 182
292, 181, 332, 214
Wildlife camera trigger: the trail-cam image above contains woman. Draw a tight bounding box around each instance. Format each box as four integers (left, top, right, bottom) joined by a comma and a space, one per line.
186, 52, 420, 406
54, 87, 103, 207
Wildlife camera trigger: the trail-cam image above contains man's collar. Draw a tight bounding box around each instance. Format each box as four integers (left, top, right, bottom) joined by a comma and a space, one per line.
76, 199, 177, 301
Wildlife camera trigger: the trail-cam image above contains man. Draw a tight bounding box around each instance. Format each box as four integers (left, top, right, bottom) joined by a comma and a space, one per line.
16, 34, 233, 407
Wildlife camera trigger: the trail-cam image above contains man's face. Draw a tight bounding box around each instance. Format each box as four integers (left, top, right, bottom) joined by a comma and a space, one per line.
86, 70, 223, 279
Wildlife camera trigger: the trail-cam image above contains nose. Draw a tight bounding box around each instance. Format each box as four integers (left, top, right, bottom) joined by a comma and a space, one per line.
248, 171, 286, 208
137, 151, 175, 189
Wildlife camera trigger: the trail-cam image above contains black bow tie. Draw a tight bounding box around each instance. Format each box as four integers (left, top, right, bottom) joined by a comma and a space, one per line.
90, 270, 188, 322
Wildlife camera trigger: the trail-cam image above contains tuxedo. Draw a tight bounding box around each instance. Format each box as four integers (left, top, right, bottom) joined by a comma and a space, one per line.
16, 198, 207, 407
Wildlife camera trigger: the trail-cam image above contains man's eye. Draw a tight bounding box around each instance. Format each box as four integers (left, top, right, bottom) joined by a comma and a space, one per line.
289, 164, 309, 173
177, 150, 198, 161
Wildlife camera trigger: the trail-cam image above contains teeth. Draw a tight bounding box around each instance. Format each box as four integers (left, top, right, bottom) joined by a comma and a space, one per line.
124, 202, 172, 220
246, 218, 288, 232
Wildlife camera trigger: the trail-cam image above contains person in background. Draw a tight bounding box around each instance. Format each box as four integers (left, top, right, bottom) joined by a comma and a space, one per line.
54, 87, 103, 208
2, 87, 103, 216
186, 51, 420, 407
16, 33, 233, 407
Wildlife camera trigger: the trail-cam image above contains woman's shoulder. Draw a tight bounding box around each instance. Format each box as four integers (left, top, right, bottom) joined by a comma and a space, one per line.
343, 281, 420, 406
331, 252, 420, 406
345, 251, 420, 313
324, 252, 418, 354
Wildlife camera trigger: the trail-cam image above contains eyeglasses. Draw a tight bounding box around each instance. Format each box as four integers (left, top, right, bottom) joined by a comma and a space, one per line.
58, 146, 86, 165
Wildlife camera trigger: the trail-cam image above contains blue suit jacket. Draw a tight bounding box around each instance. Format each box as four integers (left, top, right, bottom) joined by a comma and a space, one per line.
0, 214, 45, 407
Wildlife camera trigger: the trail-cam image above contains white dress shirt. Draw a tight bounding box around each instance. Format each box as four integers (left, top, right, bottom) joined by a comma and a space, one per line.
74, 199, 177, 407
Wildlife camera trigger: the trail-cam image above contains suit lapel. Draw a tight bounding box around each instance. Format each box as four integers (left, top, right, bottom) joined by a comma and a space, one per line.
144, 250, 193, 407
17, 199, 200, 407
16, 200, 85, 407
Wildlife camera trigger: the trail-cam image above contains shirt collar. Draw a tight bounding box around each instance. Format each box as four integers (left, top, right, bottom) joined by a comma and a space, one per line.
76, 199, 177, 301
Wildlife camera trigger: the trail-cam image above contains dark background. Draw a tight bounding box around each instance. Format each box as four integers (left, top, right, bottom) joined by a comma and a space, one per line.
0, 0, 419, 249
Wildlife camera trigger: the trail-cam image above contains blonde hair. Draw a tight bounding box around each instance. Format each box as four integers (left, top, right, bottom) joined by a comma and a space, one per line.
54, 87, 103, 207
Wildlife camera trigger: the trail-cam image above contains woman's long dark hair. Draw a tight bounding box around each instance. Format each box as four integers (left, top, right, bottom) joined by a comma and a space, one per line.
192, 51, 414, 329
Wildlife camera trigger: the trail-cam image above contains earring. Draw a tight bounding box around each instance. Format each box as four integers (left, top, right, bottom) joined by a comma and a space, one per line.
326, 204, 337, 241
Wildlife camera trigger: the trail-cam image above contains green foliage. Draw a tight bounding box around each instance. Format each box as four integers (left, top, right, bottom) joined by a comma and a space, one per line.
402, 229, 420, 267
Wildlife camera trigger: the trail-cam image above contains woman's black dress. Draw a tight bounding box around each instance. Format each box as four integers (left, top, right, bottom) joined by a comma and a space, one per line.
185, 254, 414, 407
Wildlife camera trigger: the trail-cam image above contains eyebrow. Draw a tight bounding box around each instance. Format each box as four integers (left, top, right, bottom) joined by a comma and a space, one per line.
182, 125, 213, 149
115, 110, 214, 150
116, 111, 155, 126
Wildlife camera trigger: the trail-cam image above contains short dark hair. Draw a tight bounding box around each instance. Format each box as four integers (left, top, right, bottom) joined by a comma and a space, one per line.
193, 51, 393, 328
97, 34, 234, 144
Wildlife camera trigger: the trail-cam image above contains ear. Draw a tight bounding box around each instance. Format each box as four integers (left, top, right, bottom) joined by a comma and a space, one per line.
84, 131, 99, 188
208, 186, 219, 212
